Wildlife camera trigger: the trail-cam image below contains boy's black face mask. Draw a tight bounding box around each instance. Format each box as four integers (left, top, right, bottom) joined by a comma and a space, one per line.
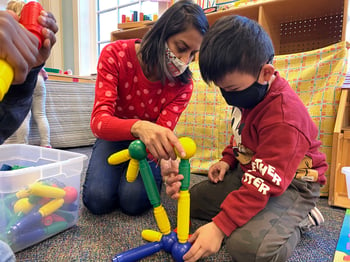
219, 81, 268, 109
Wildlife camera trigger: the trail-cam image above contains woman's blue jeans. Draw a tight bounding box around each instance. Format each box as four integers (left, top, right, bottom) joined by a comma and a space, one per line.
82, 139, 162, 215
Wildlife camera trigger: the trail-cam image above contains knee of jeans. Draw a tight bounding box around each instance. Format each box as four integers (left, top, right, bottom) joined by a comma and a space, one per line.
119, 191, 151, 216
119, 200, 151, 216
82, 186, 118, 215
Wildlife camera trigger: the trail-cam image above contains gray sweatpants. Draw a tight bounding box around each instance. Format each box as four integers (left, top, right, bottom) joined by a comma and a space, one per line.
190, 167, 320, 262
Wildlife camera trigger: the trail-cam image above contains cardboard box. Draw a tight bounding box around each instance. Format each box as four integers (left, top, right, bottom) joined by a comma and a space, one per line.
0, 144, 87, 252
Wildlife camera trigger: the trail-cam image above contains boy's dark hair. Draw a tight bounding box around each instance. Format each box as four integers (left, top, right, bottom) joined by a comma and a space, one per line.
140, 0, 208, 85
199, 15, 274, 84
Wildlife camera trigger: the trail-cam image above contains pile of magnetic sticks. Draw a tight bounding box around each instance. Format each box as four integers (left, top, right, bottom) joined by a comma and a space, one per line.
0, 176, 78, 251
108, 137, 196, 262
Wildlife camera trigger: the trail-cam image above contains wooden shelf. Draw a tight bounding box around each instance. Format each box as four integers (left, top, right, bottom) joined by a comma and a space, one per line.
206, 0, 346, 54
111, 0, 347, 55
111, 26, 152, 42
329, 89, 350, 208
47, 73, 96, 83
117, 21, 155, 30
205, 4, 259, 26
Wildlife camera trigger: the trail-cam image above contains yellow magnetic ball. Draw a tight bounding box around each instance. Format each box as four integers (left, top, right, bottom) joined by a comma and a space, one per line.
176, 137, 196, 159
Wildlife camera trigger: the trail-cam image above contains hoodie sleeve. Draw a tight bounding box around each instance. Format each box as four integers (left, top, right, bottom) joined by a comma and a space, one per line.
0, 65, 41, 144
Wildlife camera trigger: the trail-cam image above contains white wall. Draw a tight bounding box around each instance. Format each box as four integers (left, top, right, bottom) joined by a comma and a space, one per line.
0, 0, 7, 10
39, 0, 96, 76
40, 0, 64, 72
75, 0, 97, 76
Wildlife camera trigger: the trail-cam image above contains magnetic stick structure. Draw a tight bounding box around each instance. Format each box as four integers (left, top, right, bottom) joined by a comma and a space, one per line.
108, 137, 196, 262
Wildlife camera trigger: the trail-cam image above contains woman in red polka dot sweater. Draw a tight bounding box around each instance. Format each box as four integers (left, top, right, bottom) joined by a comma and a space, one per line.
82, 0, 209, 216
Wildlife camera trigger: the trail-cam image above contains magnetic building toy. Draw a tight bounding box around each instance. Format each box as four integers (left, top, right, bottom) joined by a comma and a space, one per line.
108, 137, 197, 262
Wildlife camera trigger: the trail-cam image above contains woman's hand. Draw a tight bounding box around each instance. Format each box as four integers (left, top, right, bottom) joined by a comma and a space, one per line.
131, 120, 185, 160
160, 159, 183, 200
208, 161, 229, 183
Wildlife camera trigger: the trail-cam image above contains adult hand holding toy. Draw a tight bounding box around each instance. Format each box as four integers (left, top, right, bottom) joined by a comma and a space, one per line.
131, 120, 186, 160
0, 2, 58, 100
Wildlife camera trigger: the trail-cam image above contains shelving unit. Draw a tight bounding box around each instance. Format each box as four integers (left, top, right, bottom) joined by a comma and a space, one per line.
329, 89, 350, 208
206, 0, 346, 54
111, 0, 347, 55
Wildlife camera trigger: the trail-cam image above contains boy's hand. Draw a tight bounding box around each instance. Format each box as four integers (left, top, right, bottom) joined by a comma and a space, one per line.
160, 159, 183, 199
208, 161, 229, 183
183, 222, 225, 262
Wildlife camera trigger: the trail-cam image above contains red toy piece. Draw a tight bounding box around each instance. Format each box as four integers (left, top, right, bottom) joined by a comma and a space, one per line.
19, 1, 44, 48
63, 186, 78, 204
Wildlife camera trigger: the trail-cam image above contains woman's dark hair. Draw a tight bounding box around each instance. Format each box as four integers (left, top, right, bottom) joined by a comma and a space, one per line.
199, 15, 275, 84
139, 0, 208, 84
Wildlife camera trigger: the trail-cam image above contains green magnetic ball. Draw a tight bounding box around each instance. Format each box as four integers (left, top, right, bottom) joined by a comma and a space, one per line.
128, 140, 147, 160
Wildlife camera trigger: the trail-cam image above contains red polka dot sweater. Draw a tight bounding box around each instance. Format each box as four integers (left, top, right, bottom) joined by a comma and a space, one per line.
91, 39, 193, 144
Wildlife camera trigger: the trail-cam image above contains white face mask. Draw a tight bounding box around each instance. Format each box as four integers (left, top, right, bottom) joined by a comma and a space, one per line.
165, 42, 189, 77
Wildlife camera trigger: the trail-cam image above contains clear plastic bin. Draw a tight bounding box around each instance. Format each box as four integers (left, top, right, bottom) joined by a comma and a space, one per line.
0, 144, 87, 252
342, 167, 350, 199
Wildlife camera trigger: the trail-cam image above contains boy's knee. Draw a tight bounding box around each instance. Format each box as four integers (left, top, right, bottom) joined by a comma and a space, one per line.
226, 232, 289, 262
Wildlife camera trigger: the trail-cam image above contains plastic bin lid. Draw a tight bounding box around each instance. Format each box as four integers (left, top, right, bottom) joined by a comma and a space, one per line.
341, 166, 350, 174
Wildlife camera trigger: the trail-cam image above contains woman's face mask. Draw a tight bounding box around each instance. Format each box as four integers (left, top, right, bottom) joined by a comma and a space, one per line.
220, 81, 269, 109
165, 42, 189, 77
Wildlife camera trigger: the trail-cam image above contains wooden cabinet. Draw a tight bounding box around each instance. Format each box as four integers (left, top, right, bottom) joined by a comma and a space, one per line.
329, 89, 350, 208
111, 25, 153, 42
207, 0, 347, 54
110, 0, 347, 55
